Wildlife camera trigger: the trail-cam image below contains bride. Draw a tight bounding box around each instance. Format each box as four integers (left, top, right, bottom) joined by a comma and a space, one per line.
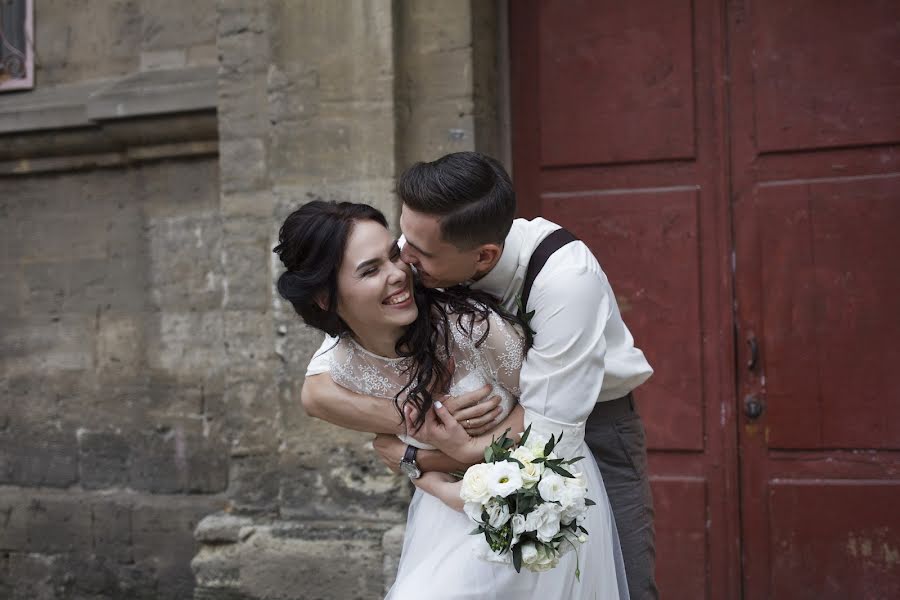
274, 200, 628, 599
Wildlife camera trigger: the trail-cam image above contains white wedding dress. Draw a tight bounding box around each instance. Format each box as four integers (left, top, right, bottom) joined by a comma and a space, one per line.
325, 309, 629, 600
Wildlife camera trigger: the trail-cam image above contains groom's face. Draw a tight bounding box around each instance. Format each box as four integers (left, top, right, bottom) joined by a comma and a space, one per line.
399, 205, 481, 289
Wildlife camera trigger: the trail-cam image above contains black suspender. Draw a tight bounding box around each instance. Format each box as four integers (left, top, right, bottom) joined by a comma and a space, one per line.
517, 228, 579, 349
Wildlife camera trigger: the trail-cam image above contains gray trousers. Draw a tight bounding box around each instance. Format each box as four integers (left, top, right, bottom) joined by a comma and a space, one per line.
585, 394, 658, 600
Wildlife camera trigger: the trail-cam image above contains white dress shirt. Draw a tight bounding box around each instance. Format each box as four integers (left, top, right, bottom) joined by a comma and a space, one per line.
305, 218, 653, 450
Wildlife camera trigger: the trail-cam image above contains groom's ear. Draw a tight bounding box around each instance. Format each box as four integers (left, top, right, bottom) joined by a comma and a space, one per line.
474, 243, 503, 269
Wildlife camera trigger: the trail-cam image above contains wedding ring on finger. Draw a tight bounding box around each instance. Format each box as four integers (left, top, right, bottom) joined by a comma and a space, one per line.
466, 419, 470, 428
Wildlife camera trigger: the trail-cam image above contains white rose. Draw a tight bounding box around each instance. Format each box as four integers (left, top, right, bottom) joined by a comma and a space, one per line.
486, 461, 524, 498
511, 446, 543, 489
485, 500, 511, 529
520, 542, 560, 572
460, 463, 493, 504
560, 496, 586, 525
510, 513, 526, 545
537, 472, 567, 503
524, 502, 563, 543
525, 434, 551, 458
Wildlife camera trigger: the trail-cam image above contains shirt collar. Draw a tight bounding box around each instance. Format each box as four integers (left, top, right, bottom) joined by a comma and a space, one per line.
471, 221, 524, 299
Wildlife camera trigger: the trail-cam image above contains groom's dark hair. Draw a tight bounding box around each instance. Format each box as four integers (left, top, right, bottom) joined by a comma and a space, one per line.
397, 151, 515, 249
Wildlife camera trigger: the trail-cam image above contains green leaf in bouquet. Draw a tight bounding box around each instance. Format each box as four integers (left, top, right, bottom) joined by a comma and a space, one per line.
578, 525, 589, 535
512, 543, 523, 573
470, 527, 484, 535
484, 446, 494, 463
584, 498, 596, 506
543, 434, 556, 457
519, 423, 532, 447
531, 457, 546, 464
547, 463, 575, 478
564, 456, 585, 464
507, 457, 525, 469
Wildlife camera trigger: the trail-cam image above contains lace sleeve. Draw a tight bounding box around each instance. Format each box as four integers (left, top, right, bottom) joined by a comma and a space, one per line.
450, 310, 525, 398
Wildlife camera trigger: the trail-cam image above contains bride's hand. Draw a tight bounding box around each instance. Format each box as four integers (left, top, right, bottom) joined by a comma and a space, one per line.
412, 471, 464, 512
404, 400, 480, 464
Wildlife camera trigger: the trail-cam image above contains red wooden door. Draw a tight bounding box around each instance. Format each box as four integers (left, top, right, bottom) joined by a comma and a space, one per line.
729, 1, 900, 598
510, 1, 900, 598
510, 1, 740, 598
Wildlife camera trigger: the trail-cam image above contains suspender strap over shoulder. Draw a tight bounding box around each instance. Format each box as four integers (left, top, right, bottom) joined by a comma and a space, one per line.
520, 228, 579, 311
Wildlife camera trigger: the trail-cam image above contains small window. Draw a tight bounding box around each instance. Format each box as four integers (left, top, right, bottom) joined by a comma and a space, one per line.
0, 0, 33, 92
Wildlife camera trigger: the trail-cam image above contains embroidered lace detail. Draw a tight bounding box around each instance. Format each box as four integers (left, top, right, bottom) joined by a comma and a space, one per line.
324, 305, 526, 448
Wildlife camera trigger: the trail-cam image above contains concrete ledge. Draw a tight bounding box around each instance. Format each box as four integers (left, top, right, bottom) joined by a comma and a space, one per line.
86, 65, 218, 122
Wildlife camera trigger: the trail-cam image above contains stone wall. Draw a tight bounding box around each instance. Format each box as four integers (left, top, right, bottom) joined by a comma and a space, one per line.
1, 1, 506, 598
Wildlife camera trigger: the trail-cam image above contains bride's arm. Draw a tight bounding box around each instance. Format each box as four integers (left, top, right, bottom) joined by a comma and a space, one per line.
373, 434, 474, 473
412, 472, 464, 512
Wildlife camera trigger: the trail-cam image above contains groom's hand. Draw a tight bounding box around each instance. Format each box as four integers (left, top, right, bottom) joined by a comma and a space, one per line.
372, 434, 404, 474
427, 357, 502, 436
443, 385, 503, 436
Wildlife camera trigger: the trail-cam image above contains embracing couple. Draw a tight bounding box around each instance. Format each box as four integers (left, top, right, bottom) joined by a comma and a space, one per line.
275, 152, 656, 599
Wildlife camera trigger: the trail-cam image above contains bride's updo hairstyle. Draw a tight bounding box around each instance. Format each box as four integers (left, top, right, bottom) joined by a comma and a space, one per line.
273, 200, 387, 336
274, 200, 525, 430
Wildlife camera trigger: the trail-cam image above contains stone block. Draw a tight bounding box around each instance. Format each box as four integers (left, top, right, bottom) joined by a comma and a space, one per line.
0, 314, 96, 378
78, 430, 130, 489
222, 310, 275, 375
129, 421, 228, 494
91, 500, 133, 563
381, 524, 406, 593
0, 491, 93, 554
194, 512, 255, 544
139, 157, 220, 219
237, 521, 390, 600
4, 552, 64, 600
96, 314, 144, 377
132, 499, 221, 600
220, 138, 268, 194
221, 220, 272, 311
147, 215, 225, 311
139, 0, 218, 51
223, 380, 280, 455
228, 455, 280, 514
0, 425, 79, 488
147, 311, 226, 381
278, 435, 410, 522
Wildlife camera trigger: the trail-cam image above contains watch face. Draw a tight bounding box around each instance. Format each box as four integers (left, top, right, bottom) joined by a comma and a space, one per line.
400, 461, 421, 479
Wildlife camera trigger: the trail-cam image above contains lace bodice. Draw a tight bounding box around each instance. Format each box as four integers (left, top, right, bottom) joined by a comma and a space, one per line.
325, 309, 526, 449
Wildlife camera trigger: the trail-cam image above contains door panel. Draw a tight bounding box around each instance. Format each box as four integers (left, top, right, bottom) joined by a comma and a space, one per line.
730, 0, 900, 597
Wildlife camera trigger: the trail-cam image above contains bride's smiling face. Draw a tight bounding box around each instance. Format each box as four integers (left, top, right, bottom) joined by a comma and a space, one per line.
334, 220, 418, 347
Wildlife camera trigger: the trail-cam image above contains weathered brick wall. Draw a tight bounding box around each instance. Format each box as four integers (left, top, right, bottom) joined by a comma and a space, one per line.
0, 159, 227, 599
1, 1, 506, 598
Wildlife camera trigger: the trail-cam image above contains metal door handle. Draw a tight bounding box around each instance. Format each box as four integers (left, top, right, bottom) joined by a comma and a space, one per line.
744, 395, 763, 419
746, 335, 759, 371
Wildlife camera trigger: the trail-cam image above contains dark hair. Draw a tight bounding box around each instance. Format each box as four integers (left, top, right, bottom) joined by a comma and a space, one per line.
273, 200, 525, 431
274, 201, 388, 336
397, 151, 516, 249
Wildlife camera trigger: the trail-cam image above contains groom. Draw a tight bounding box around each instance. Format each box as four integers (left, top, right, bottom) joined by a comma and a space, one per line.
301, 152, 657, 599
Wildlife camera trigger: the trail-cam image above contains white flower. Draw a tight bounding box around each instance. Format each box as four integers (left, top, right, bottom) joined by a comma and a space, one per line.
560, 496, 586, 525
464, 500, 485, 523
485, 500, 511, 529
474, 538, 512, 564
537, 472, 567, 503
510, 513, 526, 545
511, 446, 543, 489
524, 502, 563, 543
485, 461, 523, 498
521, 542, 560, 572
525, 434, 551, 458
460, 463, 493, 504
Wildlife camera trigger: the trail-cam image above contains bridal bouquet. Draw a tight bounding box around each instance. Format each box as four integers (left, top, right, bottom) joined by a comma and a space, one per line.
460, 425, 594, 575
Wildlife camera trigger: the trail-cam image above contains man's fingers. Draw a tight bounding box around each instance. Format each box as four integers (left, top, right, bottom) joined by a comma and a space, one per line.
461, 406, 502, 431
453, 396, 502, 423
443, 385, 492, 414
468, 422, 498, 436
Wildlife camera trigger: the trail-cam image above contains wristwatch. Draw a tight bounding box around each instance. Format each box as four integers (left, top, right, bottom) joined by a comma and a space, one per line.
399, 444, 421, 480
